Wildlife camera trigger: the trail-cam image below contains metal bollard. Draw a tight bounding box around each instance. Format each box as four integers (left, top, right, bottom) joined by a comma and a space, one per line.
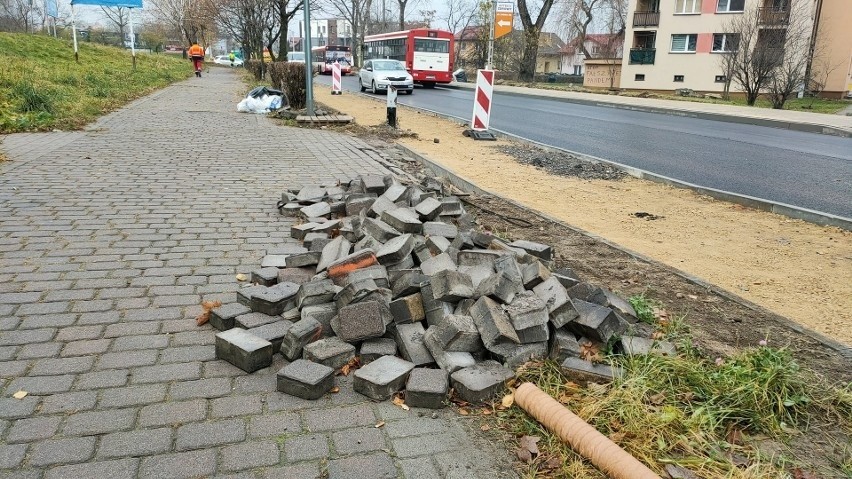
386, 86, 398, 128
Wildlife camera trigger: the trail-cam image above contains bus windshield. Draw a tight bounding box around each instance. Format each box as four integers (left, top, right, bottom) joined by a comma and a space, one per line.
414, 39, 449, 53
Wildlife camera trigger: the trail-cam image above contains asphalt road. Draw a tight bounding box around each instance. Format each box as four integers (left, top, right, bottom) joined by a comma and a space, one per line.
317, 75, 852, 218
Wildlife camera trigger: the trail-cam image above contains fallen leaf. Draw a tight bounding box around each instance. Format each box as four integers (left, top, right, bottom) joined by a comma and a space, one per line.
480, 424, 491, 431
516, 448, 532, 463
652, 331, 666, 340
665, 464, 700, 479
339, 357, 361, 376
480, 407, 492, 415
792, 468, 819, 479
12, 390, 27, 399
609, 431, 626, 443
374, 421, 385, 428
726, 427, 744, 445
458, 408, 469, 416
329, 386, 340, 394
392, 395, 410, 411
195, 299, 222, 326
236, 273, 248, 281
649, 392, 666, 405
501, 393, 514, 408
543, 456, 562, 470
518, 435, 540, 456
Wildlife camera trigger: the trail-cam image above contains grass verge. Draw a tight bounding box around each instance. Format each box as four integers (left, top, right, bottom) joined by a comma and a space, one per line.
0, 32, 192, 133
489, 297, 851, 478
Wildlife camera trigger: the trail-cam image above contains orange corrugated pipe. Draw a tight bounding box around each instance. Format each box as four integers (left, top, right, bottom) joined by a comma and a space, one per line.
514, 382, 661, 479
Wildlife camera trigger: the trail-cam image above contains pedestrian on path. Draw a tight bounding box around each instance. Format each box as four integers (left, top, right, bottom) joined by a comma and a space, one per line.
189, 43, 205, 77
229, 52, 236, 67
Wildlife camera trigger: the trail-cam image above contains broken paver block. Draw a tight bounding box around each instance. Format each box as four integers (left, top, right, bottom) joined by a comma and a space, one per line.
469, 296, 520, 347
508, 240, 552, 261
420, 253, 457, 276
301, 302, 338, 337
300, 202, 331, 219
450, 361, 513, 403
422, 222, 457, 239
236, 285, 267, 307
551, 267, 580, 289
412, 242, 433, 264
303, 233, 328, 250
425, 236, 452, 255
385, 255, 415, 273
566, 282, 608, 305
236, 312, 280, 329
332, 301, 389, 342
360, 175, 387, 195
249, 320, 294, 351
389, 293, 425, 324
310, 238, 333, 253
209, 303, 251, 331
454, 299, 476, 316
494, 254, 523, 284
376, 233, 415, 265
522, 261, 552, 289
425, 314, 482, 352
280, 318, 324, 361
312, 219, 341, 235
470, 231, 495, 248
359, 338, 398, 365
423, 332, 476, 374
488, 341, 548, 369
279, 202, 302, 216
603, 290, 638, 322
277, 359, 335, 400
532, 277, 579, 328
618, 336, 676, 357
215, 328, 273, 373
406, 368, 449, 409
439, 196, 464, 216
251, 282, 299, 316
568, 299, 624, 344
392, 322, 435, 366
505, 291, 549, 330
251, 267, 280, 287
327, 249, 379, 283
296, 186, 326, 204
303, 337, 356, 370
354, 355, 415, 400
370, 196, 398, 218
381, 209, 423, 234
355, 234, 382, 253
326, 185, 346, 201
341, 265, 389, 289
278, 267, 316, 285
420, 281, 454, 328
549, 329, 582, 363
285, 251, 321, 268
560, 357, 622, 384
296, 279, 338, 309
430, 269, 474, 302
423, 177, 443, 193
382, 182, 409, 203
283, 307, 301, 321
346, 196, 376, 216
291, 222, 322, 241
450, 232, 475, 250
390, 269, 427, 298
316, 236, 353, 273
414, 197, 443, 221
363, 217, 402, 243
334, 278, 381, 309
260, 255, 288, 268
474, 272, 518, 304
514, 323, 550, 344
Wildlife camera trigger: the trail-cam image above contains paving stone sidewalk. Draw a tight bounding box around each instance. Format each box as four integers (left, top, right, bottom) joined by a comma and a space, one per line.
0, 67, 516, 479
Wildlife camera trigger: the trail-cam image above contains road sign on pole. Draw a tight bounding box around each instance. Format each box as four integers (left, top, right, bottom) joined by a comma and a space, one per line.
495, 2, 514, 40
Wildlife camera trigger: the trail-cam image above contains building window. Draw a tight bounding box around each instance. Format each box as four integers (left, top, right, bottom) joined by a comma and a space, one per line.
675, 0, 701, 14
712, 33, 740, 52
671, 34, 697, 53
715, 75, 726, 83
674, 75, 684, 82
635, 74, 645, 81
717, 0, 744, 12
573, 65, 582, 75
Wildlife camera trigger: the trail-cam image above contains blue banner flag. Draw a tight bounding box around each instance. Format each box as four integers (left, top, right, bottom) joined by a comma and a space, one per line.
71, 0, 142, 7
45, 0, 58, 17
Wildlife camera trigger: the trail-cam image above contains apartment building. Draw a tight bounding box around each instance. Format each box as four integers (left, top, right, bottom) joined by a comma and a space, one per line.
810, 0, 852, 98
620, 0, 820, 94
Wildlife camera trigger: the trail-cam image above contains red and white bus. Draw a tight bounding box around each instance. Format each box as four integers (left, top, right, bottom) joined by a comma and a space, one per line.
311, 45, 353, 75
363, 29, 454, 87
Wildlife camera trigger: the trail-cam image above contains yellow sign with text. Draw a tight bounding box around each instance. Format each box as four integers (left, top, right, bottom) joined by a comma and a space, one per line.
495, 2, 514, 39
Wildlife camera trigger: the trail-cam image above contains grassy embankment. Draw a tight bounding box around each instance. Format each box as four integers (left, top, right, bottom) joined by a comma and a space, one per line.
0, 32, 191, 133
490, 295, 851, 478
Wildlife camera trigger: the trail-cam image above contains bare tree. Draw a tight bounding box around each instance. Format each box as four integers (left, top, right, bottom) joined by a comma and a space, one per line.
0, 0, 42, 32
441, 0, 478, 64
394, 0, 421, 30
719, 7, 780, 106
148, 0, 215, 46
101, 7, 129, 46
764, 0, 813, 109
517, 0, 557, 81
417, 8, 435, 27
209, 0, 274, 60
273, 0, 304, 59
320, 0, 373, 66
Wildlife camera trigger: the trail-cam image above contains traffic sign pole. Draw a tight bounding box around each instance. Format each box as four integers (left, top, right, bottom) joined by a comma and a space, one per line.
486, 0, 496, 70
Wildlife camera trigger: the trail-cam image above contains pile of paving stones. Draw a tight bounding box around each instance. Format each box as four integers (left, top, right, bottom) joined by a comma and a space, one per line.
211, 174, 674, 408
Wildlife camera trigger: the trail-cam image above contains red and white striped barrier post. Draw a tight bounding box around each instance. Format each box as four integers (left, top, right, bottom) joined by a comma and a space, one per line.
331, 62, 342, 95
466, 69, 496, 140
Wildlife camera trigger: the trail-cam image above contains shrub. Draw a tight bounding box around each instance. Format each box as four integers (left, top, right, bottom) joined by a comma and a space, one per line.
13, 81, 56, 114
245, 60, 264, 81
280, 63, 307, 110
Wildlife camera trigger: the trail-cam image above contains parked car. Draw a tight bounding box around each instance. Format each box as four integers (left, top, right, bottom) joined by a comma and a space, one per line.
213, 55, 243, 66
358, 59, 414, 95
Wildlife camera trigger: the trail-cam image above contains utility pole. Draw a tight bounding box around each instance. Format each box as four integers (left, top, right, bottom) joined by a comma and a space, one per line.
486, 0, 496, 69
303, 1, 314, 115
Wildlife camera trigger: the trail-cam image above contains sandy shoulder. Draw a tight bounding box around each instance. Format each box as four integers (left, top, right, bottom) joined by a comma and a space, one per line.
315, 88, 852, 345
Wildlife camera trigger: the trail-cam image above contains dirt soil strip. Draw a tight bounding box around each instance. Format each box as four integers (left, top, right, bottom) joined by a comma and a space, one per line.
315, 88, 852, 350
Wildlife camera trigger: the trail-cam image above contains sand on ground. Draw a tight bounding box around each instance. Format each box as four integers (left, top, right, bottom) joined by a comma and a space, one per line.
315, 89, 852, 345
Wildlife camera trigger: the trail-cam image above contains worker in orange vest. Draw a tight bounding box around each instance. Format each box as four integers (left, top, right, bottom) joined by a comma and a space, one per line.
188, 43, 204, 77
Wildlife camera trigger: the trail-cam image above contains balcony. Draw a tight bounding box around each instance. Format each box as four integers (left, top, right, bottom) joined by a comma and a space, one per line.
633, 11, 660, 27
758, 7, 790, 26
629, 48, 656, 65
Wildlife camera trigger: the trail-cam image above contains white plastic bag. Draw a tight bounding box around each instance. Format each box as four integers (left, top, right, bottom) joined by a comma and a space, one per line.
236, 94, 284, 114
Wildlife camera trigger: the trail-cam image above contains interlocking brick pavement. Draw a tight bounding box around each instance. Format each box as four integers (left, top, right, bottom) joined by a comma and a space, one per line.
0, 67, 517, 478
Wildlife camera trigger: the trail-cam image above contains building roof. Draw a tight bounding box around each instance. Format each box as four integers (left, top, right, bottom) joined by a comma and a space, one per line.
560, 33, 623, 54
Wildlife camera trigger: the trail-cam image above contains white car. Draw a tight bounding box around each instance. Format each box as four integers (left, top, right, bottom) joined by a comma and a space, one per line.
359, 59, 413, 95
213, 55, 243, 66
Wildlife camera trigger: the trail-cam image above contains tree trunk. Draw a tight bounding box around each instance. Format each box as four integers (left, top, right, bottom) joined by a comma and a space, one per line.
519, 29, 539, 82
746, 88, 759, 105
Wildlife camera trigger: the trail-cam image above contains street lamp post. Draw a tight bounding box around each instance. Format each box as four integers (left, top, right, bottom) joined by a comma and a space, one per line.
303, 1, 314, 115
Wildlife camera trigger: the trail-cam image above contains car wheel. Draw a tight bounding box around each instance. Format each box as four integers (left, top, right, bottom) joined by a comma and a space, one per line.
371, 81, 377, 94
359, 78, 366, 92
